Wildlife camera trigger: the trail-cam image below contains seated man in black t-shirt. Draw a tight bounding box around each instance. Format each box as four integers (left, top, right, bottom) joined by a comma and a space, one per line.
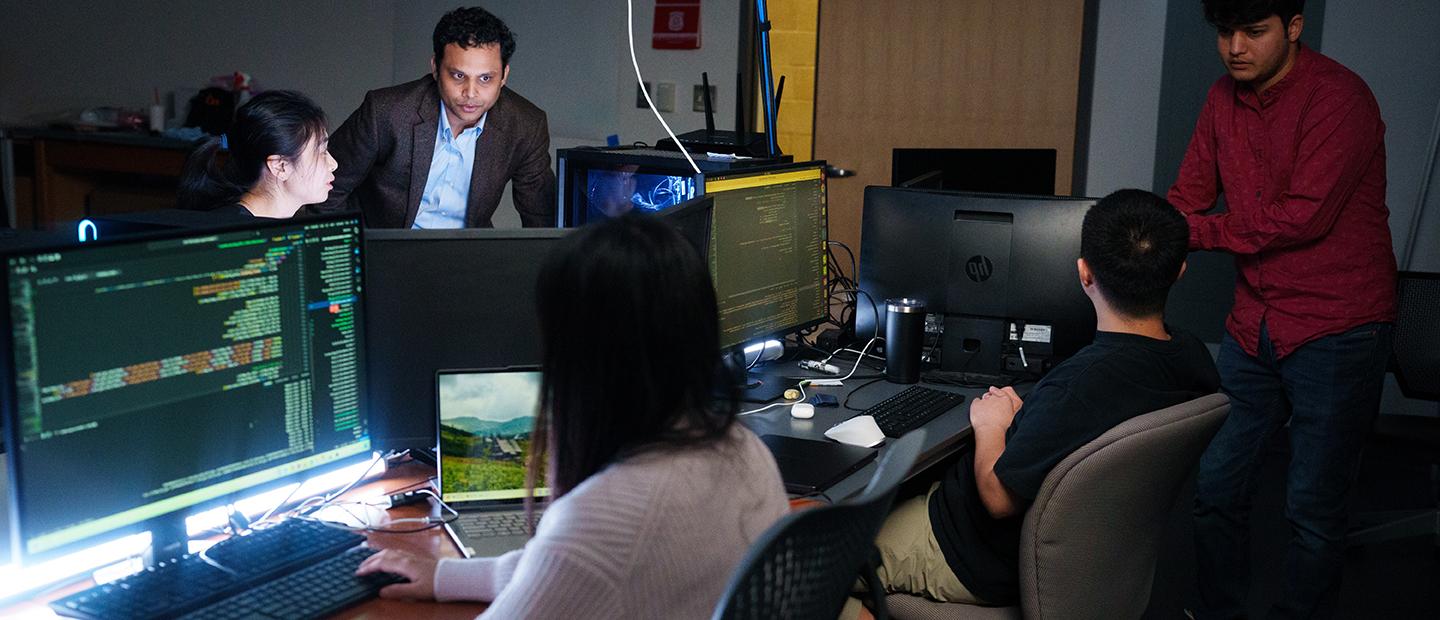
844, 189, 1221, 617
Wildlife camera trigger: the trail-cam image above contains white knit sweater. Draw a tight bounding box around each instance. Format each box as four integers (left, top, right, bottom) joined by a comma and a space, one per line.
433, 424, 789, 619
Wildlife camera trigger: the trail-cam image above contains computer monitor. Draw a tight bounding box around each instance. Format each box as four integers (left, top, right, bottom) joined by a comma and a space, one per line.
362, 228, 567, 452
0, 214, 370, 563
659, 195, 714, 260
557, 147, 788, 227
858, 188, 1096, 376
558, 148, 705, 227
891, 148, 1057, 195
80, 209, 257, 239
704, 162, 829, 351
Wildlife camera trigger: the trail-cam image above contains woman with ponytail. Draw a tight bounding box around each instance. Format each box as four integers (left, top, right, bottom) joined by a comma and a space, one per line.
178, 90, 337, 218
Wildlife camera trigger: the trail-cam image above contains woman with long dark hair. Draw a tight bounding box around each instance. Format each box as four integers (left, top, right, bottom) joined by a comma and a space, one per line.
178, 90, 336, 218
357, 213, 790, 618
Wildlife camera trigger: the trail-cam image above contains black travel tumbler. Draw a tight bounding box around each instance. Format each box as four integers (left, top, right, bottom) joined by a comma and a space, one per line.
884, 298, 926, 383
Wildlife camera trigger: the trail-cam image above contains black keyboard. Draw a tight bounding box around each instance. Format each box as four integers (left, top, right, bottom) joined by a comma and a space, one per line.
51, 518, 369, 620
51, 553, 241, 619
861, 385, 966, 437
178, 547, 406, 620
203, 516, 365, 576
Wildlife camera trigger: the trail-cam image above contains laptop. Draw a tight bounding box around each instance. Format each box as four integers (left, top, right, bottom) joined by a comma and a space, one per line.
436, 367, 548, 558
759, 434, 878, 495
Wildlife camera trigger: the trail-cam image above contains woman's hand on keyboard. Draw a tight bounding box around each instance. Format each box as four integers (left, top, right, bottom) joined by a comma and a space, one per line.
356, 548, 435, 600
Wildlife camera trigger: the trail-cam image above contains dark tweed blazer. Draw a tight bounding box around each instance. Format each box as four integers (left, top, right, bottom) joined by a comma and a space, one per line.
316, 75, 556, 227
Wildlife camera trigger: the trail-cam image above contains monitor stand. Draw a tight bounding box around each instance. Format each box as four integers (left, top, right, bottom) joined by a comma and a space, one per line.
144, 514, 191, 567
738, 372, 793, 403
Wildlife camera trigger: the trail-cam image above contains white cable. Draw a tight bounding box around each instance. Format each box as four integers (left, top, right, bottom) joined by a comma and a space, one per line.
820, 338, 885, 365
739, 337, 884, 416
627, 0, 700, 174
837, 347, 886, 363
289, 453, 385, 518
837, 337, 881, 381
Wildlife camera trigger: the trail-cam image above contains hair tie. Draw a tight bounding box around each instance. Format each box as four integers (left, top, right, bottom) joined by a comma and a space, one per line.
220, 134, 229, 150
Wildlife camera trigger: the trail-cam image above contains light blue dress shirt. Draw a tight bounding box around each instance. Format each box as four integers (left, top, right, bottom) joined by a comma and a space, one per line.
412, 102, 486, 229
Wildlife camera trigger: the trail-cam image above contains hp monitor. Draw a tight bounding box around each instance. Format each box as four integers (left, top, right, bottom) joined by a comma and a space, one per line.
858, 188, 1096, 376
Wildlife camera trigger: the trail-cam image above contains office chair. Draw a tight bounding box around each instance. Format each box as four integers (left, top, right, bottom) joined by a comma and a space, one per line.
1350, 271, 1440, 547
885, 393, 1231, 620
712, 430, 926, 620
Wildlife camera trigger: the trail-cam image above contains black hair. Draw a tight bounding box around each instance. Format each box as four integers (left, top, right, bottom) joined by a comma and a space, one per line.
177, 90, 327, 211
1080, 189, 1190, 318
433, 6, 516, 67
528, 212, 734, 499
1203, 0, 1306, 30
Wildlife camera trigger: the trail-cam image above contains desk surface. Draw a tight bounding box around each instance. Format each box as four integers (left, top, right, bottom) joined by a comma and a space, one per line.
4, 368, 983, 618
2, 126, 200, 150
737, 365, 982, 501
5, 462, 488, 619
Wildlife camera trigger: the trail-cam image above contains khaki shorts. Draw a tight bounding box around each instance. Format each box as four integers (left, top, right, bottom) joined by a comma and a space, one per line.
841, 482, 984, 619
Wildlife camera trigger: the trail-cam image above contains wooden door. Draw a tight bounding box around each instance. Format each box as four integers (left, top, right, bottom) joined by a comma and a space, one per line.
813, 0, 1088, 255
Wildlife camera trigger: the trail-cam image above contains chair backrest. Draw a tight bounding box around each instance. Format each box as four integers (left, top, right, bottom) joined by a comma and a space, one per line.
1016, 393, 1229, 620
712, 430, 927, 620
1392, 271, 1439, 402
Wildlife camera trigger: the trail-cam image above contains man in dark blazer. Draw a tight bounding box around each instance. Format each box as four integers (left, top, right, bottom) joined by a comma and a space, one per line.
317, 7, 555, 228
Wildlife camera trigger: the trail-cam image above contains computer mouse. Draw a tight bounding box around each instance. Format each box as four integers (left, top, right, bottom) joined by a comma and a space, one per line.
825, 415, 886, 448
790, 402, 815, 419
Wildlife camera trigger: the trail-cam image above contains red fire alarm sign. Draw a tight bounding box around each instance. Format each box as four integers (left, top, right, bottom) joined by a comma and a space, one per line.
653, 0, 701, 50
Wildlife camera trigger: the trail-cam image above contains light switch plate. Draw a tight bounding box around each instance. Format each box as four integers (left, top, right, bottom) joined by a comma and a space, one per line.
655, 82, 676, 113
693, 85, 718, 112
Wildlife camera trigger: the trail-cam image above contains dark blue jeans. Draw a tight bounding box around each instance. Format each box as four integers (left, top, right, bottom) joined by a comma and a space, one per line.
1193, 322, 1393, 620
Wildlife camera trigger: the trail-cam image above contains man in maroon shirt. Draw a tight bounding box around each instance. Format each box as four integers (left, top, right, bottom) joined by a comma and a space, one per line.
1169, 1, 1396, 617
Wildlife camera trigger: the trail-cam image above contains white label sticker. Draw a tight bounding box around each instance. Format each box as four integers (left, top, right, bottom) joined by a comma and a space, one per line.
1021, 324, 1052, 343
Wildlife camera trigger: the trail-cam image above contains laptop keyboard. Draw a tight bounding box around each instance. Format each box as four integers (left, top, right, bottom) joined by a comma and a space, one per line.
455, 510, 542, 539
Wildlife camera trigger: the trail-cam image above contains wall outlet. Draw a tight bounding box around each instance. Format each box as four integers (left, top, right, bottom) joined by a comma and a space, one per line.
693, 84, 718, 112
655, 82, 676, 113
635, 82, 652, 108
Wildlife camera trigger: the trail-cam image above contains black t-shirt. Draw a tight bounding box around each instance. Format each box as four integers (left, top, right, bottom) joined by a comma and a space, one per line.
928, 328, 1220, 604
213, 202, 257, 220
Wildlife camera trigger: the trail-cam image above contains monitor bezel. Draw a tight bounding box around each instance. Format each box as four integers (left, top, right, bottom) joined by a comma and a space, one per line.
362, 227, 569, 452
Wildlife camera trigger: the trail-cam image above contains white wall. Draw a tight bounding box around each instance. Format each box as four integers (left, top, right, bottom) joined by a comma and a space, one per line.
1323, 0, 1440, 417
1084, 0, 1168, 196
0, 1, 738, 144
390, 1, 740, 146
0, 1, 741, 227
1321, 0, 1440, 273
390, 1, 741, 225
0, 1, 395, 131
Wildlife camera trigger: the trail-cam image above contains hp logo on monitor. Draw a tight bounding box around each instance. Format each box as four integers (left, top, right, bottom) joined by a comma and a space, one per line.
965, 255, 994, 282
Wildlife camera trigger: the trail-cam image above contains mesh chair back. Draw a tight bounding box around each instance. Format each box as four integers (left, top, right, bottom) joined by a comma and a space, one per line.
713, 430, 927, 620
1392, 272, 1439, 401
